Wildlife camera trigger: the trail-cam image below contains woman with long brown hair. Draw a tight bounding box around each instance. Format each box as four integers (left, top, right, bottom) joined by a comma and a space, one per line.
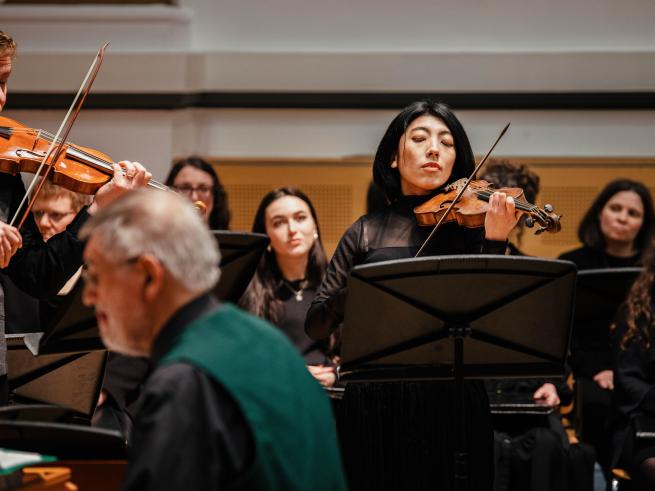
612, 238, 655, 490
240, 187, 335, 386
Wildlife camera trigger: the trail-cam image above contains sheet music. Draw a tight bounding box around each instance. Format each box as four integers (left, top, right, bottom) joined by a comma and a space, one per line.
0, 448, 54, 473
57, 267, 82, 296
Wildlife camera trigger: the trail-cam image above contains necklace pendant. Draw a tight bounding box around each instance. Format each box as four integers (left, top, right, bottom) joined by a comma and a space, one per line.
295, 291, 303, 302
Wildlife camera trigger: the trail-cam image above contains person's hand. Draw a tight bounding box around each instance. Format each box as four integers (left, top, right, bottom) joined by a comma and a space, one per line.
533, 382, 560, 407
484, 191, 521, 241
97, 389, 108, 407
307, 365, 336, 388
0, 221, 22, 268
88, 160, 152, 215
593, 369, 614, 390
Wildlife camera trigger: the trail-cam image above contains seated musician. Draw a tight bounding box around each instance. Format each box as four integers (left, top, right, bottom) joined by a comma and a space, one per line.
80, 188, 346, 491
240, 188, 336, 387
2, 181, 90, 334
0, 30, 151, 404
98, 157, 233, 433
611, 240, 655, 491
560, 179, 654, 477
165, 156, 231, 230
95, 156, 233, 432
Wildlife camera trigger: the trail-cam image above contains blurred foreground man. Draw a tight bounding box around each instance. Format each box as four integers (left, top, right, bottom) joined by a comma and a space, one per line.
80, 189, 346, 491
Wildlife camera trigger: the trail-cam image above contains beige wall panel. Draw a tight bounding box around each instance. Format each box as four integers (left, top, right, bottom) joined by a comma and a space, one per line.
209, 157, 655, 260
510, 158, 655, 258
210, 158, 372, 257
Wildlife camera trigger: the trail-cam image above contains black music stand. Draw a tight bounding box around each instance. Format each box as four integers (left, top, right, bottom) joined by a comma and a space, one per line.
0, 420, 125, 459
39, 281, 100, 352
570, 267, 641, 435
339, 255, 577, 490
211, 231, 269, 303
6, 280, 105, 417
5, 231, 268, 415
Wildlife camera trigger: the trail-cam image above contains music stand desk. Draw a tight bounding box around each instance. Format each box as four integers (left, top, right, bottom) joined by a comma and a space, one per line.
211, 231, 269, 303
340, 255, 576, 490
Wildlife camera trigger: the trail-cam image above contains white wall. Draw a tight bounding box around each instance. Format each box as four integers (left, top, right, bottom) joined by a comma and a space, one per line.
1, 0, 654, 179
181, 0, 655, 53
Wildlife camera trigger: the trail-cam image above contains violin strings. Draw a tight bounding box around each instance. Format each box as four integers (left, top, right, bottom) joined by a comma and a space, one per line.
472, 188, 536, 212
469, 184, 536, 208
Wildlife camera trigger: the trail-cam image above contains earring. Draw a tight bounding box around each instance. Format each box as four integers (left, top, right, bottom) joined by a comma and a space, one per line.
313, 231, 319, 240
391, 161, 398, 169
267, 244, 272, 252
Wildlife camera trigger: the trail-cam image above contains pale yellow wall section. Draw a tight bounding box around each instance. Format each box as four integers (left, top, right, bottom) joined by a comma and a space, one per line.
211, 158, 372, 257
517, 157, 655, 258
209, 157, 655, 259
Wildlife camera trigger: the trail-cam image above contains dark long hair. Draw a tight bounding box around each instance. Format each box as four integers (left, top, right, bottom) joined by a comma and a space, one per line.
372, 100, 475, 202
165, 156, 231, 230
614, 237, 655, 350
239, 188, 327, 325
578, 179, 654, 256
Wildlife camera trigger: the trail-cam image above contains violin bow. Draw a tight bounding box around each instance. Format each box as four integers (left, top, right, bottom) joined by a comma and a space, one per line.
415, 122, 511, 257
10, 43, 109, 230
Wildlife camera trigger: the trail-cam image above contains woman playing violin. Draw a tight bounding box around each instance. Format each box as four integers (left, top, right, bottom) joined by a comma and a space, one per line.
0, 31, 151, 403
305, 100, 520, 490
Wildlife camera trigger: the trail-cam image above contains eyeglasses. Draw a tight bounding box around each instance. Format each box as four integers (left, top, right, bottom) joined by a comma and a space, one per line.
82, 257, 139, 289
33, 210, 75, 222
172, 184, 213, 197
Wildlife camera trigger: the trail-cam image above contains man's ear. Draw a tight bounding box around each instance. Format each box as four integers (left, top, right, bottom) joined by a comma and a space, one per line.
138, 254, 164, 302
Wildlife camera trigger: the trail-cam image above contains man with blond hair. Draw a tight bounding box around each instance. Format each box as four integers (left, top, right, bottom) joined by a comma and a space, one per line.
2, 181, 91, 334
80, 188, 346, 491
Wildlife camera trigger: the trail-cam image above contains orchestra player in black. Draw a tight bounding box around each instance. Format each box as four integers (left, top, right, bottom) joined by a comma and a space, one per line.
0, 30, 151, 404
559, 179, 654, 476
305, 100, 520, 490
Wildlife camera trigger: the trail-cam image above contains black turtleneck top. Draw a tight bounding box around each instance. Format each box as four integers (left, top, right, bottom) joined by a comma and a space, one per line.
305, 195, 506, 340
559, 245, 641, 270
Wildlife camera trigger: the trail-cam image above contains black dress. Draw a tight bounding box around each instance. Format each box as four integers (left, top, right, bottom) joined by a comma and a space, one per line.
558, 246, 641, 474
275, 282, 327, 365
306, 195, 506, 491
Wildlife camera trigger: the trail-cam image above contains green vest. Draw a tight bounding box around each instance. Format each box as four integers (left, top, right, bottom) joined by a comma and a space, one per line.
162, 304, 347, 491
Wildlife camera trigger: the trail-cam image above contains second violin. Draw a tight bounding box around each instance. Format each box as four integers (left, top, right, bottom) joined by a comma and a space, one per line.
0, 115, 168, 195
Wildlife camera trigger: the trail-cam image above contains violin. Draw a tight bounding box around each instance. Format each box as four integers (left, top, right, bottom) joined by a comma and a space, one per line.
413, 178, 561, 235
0, 115, 168, 195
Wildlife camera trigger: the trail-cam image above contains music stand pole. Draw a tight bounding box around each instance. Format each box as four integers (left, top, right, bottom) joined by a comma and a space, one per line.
451, 324, 469, 490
